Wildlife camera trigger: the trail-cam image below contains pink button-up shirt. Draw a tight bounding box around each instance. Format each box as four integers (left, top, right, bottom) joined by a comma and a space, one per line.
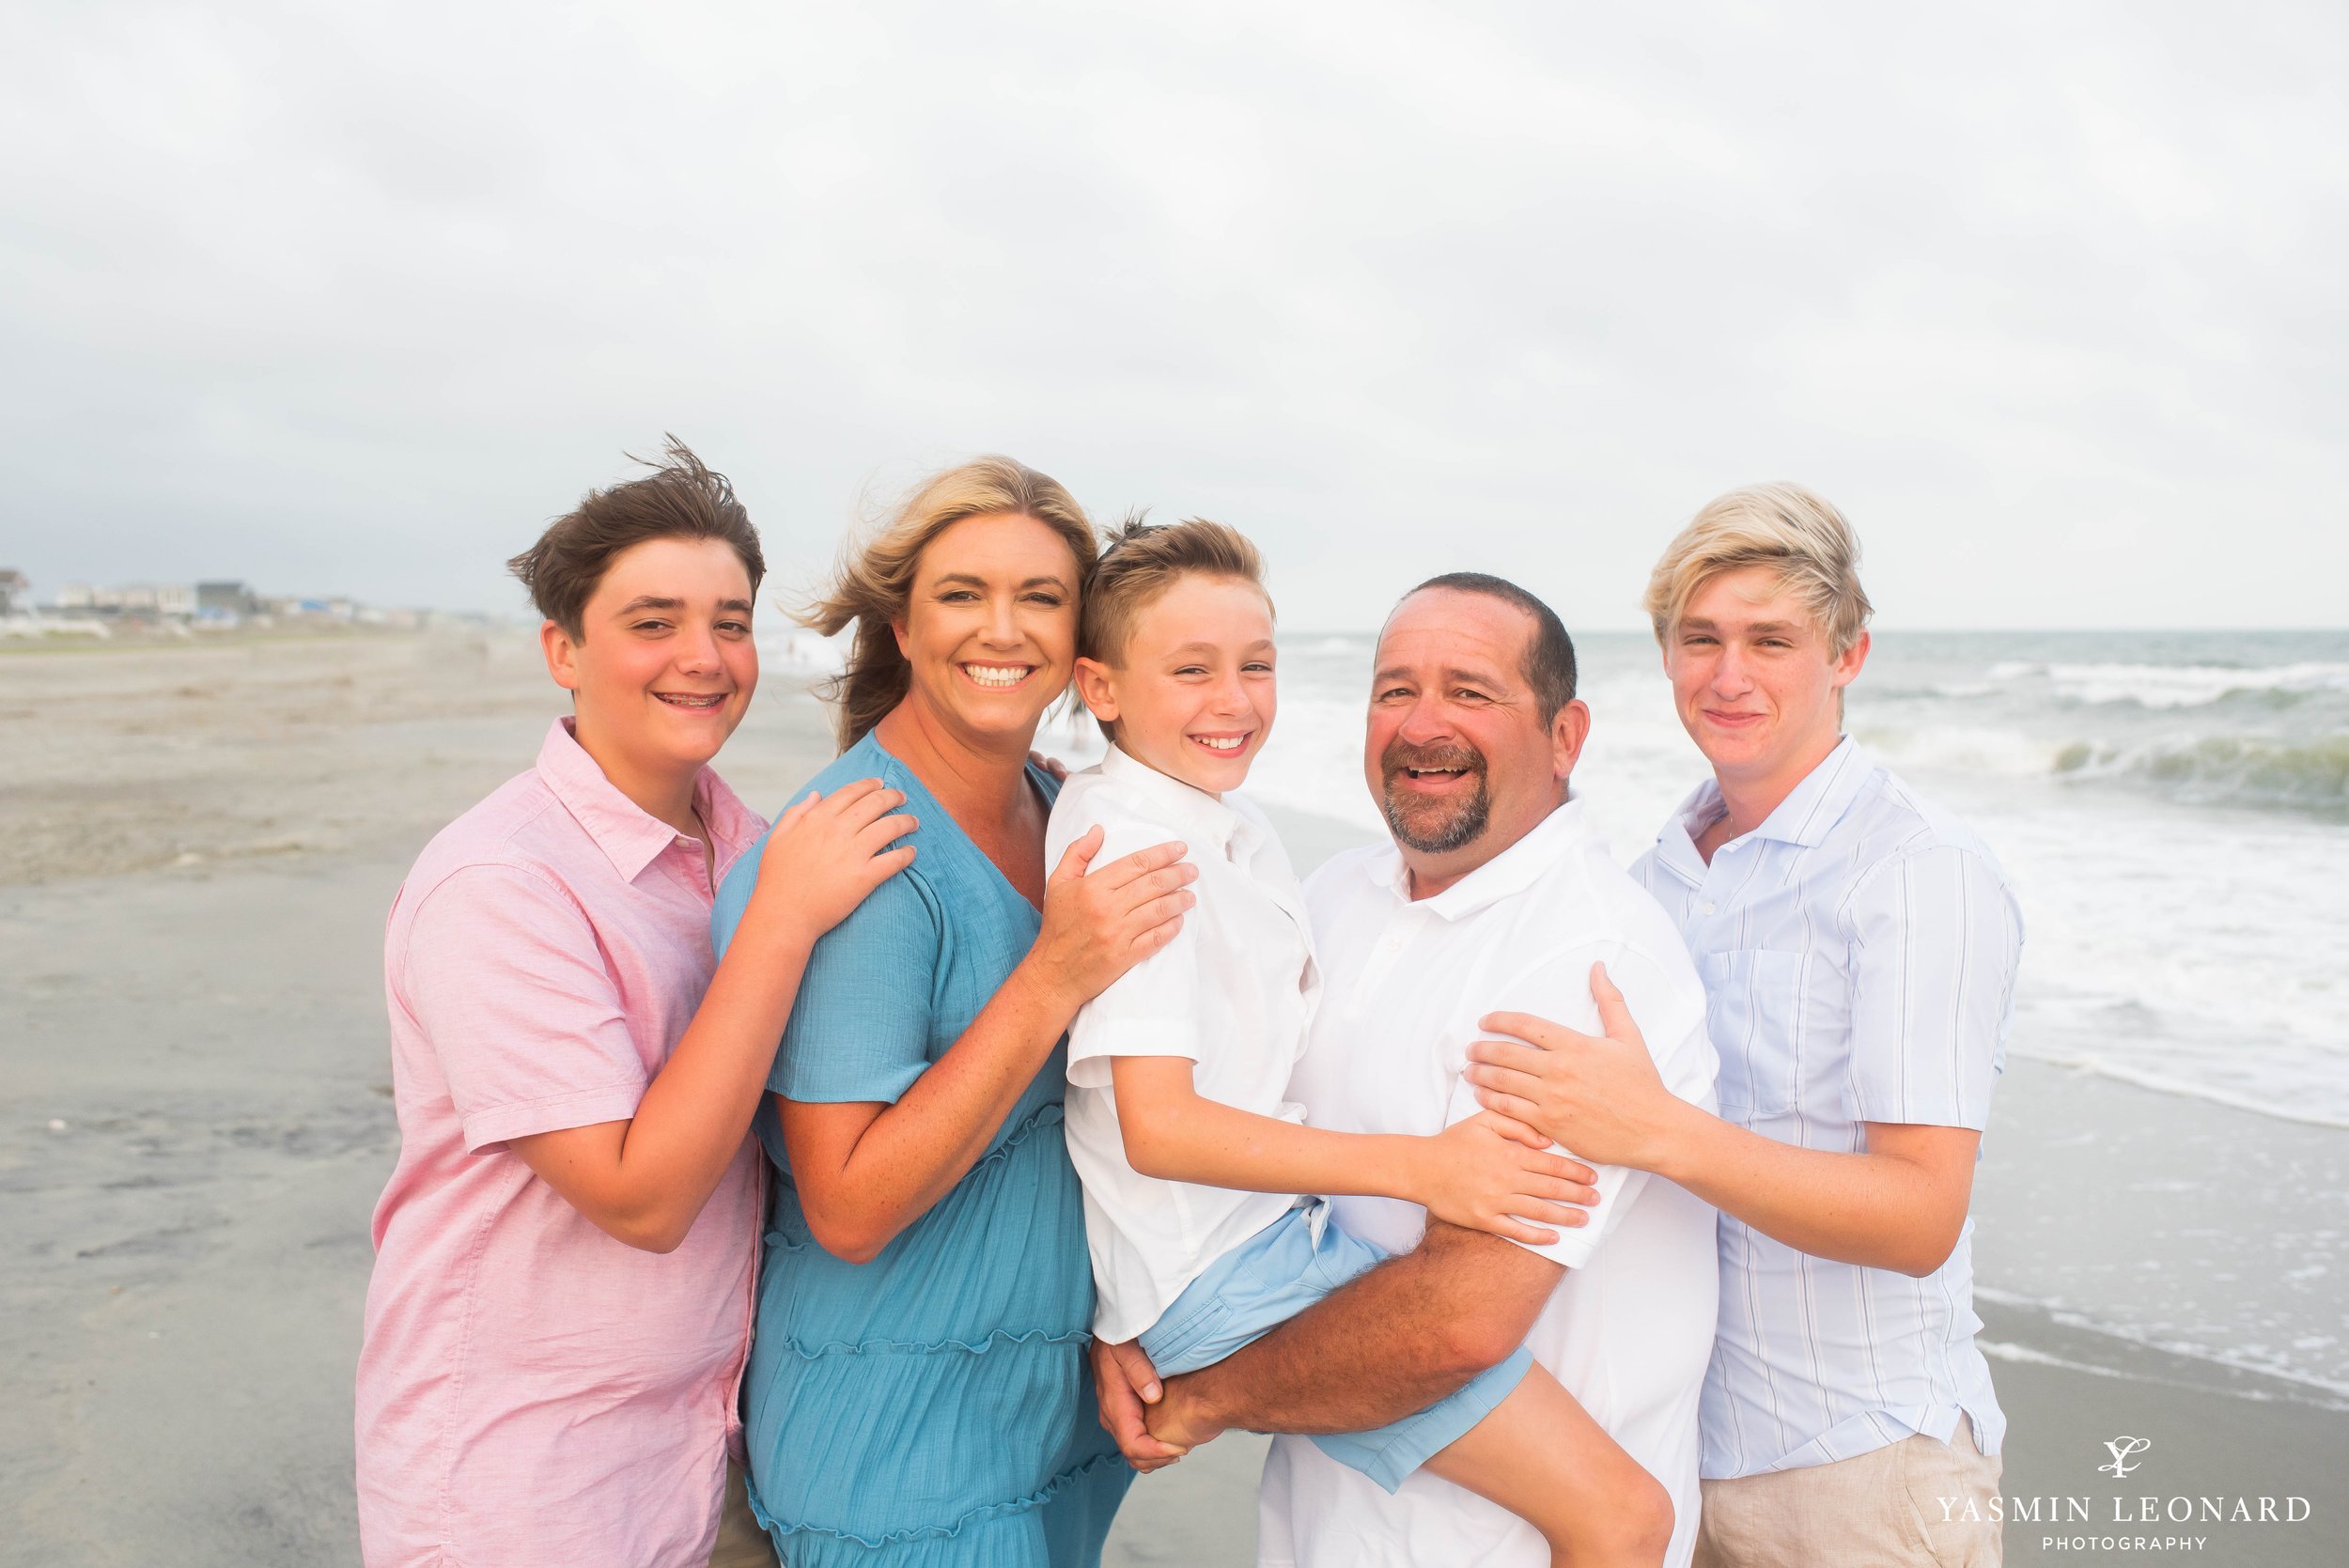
357, 719, 770, 1568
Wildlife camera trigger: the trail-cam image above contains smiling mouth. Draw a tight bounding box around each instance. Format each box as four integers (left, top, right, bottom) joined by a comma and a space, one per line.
1189, 733, 1252, 753
961, 663, 1034, 690
655, 691, 728, 710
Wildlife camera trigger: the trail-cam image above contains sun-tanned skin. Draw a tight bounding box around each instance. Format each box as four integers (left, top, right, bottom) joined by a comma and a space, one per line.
777, 512, 1203, 1267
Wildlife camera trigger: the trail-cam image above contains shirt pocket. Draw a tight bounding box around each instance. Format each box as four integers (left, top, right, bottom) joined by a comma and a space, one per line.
1697, 948, 1826, 1120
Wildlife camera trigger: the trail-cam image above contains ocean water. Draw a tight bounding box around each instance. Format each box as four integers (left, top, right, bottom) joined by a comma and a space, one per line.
1018, 628, 2349, 1134
764, 624, 2349, 1392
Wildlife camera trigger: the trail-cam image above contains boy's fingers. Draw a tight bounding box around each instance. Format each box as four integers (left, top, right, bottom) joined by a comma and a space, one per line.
1468, 1038, 1546, 1074
1474, 1086, 1539, 1125
1538, 1155, 1596, 1186
858, 814, 919, 849
1536, 1175, 1599, 1205
1474, 1110, 1545, 1148
1590, 962, 1641, 1043
818, 778, 883, 811
1467, 1062, 1541, 1099
842, 785, 907, 824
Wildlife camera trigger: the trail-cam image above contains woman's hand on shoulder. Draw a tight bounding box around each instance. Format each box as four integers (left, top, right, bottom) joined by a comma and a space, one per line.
742, 780, 918, 951
1026, 824, 1196, 1009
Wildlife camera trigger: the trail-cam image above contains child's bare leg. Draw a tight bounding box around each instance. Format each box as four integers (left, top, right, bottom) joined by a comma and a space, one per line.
1421, 1364, 1673, 1568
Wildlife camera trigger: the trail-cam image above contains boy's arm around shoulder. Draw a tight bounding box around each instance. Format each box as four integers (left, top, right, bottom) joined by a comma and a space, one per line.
506, 777, 913, 1250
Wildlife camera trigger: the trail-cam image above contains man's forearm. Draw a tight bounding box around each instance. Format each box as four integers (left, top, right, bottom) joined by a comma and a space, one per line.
1652, 1105, 1975, 1277
1170, 1222, 1560, 1434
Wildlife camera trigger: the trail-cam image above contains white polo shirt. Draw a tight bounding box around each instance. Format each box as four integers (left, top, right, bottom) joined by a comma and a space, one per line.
1258, 797, 1721, 1568
1050, 745, 1322, 1345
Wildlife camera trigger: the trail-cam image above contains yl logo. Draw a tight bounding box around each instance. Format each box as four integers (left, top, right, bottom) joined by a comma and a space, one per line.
2099, 1436, 2152, 1478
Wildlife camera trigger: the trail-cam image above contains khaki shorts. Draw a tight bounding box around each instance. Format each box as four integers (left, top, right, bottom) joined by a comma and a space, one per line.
1694, 1425, 2002, 1568
708, 1461, 779, 1568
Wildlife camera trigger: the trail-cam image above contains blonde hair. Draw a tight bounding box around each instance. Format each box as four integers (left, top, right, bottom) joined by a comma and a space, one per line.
1644, 482, 1874, 655
800, 457, 1098, 750
1079, 516, 1270, 742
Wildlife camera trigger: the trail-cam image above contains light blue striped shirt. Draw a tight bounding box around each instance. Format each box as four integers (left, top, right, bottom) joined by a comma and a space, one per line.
1632, 737, 2021, 1479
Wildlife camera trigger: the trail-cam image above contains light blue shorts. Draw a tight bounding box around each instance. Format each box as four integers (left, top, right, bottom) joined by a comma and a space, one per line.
1137, 1201, 1533, 1492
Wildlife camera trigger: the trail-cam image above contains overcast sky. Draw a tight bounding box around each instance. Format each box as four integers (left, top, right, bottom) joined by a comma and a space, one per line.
4, 2, 2343, 629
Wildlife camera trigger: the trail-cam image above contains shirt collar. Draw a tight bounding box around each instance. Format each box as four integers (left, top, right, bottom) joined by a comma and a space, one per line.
1749, 736, 1873, 846
1366, 790, 1594, 922
1652, 735, 1874, 876
536, 717, 761, 883
1099, 743, 1255, 859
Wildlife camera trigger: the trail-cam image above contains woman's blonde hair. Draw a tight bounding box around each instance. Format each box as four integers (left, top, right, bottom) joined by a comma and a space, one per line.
1643, 482, 1874, 655
799, 457, 1098, 751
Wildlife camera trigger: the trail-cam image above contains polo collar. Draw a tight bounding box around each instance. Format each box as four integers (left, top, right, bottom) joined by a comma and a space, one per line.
1750, 736, 1873, 846
536, 718, 759, 883
1652, 735, 1874, 878
1099, 743, 1255, 860
1369, 791, 1592, 921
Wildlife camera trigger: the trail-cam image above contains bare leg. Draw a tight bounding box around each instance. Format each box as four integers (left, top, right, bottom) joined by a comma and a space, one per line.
1421, 1364, 1674, 1568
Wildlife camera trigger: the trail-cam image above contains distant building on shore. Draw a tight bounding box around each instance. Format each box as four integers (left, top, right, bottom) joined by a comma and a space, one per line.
17, 574, 433, 637
55, 582, 195, 620
196, 580, 263, 620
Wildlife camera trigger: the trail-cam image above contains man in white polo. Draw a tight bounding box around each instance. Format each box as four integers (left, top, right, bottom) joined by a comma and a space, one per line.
1462, 487, 2020, 1567
1097, 572, 1721, 1568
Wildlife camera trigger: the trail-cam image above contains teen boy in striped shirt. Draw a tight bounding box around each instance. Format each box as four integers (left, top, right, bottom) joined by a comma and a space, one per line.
1464, 485, 2021, 1567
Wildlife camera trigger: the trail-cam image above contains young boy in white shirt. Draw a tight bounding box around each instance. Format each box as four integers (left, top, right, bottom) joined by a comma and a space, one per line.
1050, 518, 1669, 1568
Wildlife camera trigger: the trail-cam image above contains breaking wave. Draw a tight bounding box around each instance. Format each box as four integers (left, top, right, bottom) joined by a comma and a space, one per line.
1993, 659, 2349, 710
2053, 733, 2349, 818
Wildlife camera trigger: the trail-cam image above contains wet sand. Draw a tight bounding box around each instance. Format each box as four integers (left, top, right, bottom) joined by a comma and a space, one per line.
2, 631, 2342, 1567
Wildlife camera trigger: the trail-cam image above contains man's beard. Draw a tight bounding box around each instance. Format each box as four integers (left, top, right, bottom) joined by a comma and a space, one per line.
1377, 739, 1490, 855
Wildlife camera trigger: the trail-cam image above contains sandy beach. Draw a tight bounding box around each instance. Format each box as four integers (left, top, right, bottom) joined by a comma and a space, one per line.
3, 630, 2343, 1567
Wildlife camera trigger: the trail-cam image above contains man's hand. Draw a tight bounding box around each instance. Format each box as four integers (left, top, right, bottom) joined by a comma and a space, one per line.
1465, 962, 1688, 1170
1091, 1339, 1189, 1473
1145, 1373, 1229, 1453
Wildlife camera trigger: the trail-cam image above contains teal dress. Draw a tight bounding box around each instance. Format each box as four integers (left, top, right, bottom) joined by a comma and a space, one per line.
710, 731, 1130, 1566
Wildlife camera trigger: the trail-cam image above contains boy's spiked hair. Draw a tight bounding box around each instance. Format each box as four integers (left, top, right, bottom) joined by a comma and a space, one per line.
1078, 515, 1270, 742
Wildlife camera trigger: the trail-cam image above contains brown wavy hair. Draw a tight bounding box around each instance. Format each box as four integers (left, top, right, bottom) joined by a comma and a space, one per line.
507, 437, 761, 637
800, 457, 1098, 750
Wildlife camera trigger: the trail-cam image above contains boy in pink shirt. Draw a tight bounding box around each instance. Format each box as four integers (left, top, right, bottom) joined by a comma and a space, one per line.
356, 442, 916, 1568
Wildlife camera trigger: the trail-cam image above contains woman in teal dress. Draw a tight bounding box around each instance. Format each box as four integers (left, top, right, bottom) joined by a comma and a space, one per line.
710, 457, 1196, 1566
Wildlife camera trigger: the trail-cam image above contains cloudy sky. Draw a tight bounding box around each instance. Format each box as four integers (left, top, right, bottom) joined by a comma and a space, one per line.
4, 1, 2343, 629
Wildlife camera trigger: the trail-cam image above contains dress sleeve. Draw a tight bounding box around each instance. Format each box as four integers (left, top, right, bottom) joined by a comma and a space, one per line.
1444, 942, 1715, 1270
1841, 845, 2020, 1130
401, 863, 649, 1152
771, 864, 943, 1106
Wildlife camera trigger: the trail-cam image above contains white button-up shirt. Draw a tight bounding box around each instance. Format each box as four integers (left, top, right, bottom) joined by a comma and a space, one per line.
1050, 746, 1321, 1344
1634, 737, 2022, 1479
1258, 797, 1720, 1568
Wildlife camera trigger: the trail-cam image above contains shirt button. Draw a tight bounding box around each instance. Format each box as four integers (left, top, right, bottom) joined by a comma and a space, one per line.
1699, 901, 1716, 915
